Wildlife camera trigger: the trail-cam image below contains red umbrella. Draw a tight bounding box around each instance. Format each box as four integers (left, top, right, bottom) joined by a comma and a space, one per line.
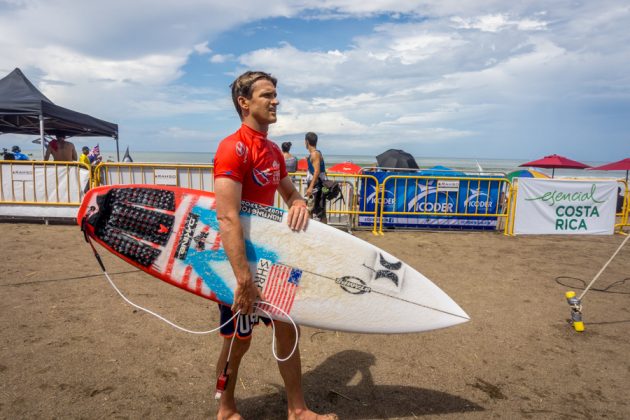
588, 158, 630, 182
519, 154, 590, 178
297, 158, 308, 172
327, 161, 363, 174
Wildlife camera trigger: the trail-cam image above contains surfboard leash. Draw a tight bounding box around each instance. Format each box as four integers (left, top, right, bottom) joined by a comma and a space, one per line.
81, 215, 301, 373
565, 233, 630, 332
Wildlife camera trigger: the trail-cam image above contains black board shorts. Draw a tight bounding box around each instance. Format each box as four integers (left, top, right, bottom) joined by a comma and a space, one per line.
307, 179, 327, 222
218, 304, 271, 339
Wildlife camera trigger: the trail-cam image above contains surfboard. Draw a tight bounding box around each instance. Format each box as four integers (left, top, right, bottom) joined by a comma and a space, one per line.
78, 185, 469, 333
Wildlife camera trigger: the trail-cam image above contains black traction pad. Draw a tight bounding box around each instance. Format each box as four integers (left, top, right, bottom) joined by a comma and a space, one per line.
87, 188, 177, 267
109, 188, 176, 211
107, 201, 174, 246
98, 226, 162, 267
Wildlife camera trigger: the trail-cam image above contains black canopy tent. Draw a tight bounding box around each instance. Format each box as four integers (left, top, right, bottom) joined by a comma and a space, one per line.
0, 68, 119, 160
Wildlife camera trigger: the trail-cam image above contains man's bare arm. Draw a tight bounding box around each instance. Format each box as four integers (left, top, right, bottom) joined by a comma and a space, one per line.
215, 177, 260, 314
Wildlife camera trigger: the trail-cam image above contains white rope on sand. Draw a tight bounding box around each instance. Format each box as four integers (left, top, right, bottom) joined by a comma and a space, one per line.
578, 234, 630, 301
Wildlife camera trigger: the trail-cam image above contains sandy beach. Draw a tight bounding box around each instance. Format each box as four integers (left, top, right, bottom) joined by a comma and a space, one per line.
1, 223, 629, 419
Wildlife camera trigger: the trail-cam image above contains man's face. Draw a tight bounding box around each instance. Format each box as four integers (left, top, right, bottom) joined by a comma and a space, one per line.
242, 79, 278, 125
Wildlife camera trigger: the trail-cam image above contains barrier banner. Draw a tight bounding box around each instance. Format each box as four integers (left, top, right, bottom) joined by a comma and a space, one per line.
358, 171, 503, 229
514, 178, 617, 235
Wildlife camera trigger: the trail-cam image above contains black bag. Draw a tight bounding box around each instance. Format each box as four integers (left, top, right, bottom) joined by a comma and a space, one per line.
322, 180, 344, 204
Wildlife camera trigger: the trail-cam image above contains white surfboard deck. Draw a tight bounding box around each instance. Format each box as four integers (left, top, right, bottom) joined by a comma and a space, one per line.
80, 186, 469, 334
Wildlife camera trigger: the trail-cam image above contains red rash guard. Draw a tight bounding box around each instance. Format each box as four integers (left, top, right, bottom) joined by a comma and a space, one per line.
213, 124, 287, 206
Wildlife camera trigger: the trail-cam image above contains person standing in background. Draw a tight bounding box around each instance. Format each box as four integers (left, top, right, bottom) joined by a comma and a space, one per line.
79, 146, 91, 167
282, 142, 298, 173
11, 146, 29, 160
44, 135, 77, 161
305, 132, 327, 224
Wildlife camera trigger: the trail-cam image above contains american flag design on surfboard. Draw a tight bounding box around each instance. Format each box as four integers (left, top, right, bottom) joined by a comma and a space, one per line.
259, 263, 302, 316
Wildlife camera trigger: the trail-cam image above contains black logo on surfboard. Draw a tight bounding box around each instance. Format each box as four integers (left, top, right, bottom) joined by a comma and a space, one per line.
336, 276, 371, 295
374, 254, 402, 287
175, 213, 199, 260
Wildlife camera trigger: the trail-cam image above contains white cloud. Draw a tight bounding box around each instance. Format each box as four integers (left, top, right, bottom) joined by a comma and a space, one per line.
450, 14, 547, 32
193, 41, 212, 55
159, 126, 210, 140
239, 43, 348, 91
210, 53, 235, 64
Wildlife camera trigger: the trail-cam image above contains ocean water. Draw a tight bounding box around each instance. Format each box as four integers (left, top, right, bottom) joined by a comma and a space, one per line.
17, 149, 627, 179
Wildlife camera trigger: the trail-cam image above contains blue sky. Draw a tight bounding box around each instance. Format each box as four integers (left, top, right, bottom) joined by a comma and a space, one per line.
0, 0, 629, 161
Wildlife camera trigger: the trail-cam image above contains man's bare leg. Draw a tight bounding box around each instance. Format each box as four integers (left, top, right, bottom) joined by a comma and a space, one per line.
274, 322, 338, 420
216, 336, 250, 420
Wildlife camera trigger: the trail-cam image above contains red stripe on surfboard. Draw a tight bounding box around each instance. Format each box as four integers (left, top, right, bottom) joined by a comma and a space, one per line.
211, 232, 222, 251
181, 265, 192, 288
164, 196, 199, 278
262, 264, 296, 315
195, 277, 202, 295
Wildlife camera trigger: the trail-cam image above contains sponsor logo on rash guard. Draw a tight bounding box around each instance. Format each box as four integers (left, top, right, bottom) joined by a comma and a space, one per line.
236, 141, 247, 157
252, 168, 271, 186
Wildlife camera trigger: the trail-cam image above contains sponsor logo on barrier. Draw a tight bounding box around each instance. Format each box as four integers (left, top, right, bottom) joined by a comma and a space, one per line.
526, 183, 607, 231
464, 188, 494, 210
437, 179, 459, 192
241, 201, 283, 222
365, 185, 395, 206
175, 213, 199, 259
155, 168, 178, 186
407, 184, 455, 213
11, 166, 34, 181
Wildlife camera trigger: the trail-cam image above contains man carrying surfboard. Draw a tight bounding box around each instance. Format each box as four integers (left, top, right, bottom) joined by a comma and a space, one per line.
213, 70, 336, 420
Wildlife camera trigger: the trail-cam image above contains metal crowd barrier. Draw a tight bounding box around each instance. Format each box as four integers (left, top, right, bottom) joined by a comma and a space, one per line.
94, 162, 214, 191
0, 160, 91, 205
273, 172, 380, 233
377, 174, 511, 234
92, 163, 520, 235
0, 160, 91, 219
615, 180, 629, 234
94, 163, 380, 233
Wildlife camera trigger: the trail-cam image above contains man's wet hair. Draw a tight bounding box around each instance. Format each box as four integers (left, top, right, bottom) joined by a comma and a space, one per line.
230, 71, 277, 119
281, 142, 292, 153
305, 132, 318, 147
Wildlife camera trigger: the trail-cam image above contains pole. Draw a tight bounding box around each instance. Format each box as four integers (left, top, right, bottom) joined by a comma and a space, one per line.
39, 113, 45, 159
116, 136, 120, 162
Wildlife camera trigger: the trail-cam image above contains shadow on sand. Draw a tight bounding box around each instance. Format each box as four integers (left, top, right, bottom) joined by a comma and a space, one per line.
237, 350, 483, 419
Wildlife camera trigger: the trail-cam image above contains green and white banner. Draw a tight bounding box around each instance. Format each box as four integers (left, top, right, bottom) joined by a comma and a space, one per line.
514, 179, 617, 235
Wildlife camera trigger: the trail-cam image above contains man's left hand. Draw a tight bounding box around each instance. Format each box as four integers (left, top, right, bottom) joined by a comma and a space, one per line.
287, 200, 309, 231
